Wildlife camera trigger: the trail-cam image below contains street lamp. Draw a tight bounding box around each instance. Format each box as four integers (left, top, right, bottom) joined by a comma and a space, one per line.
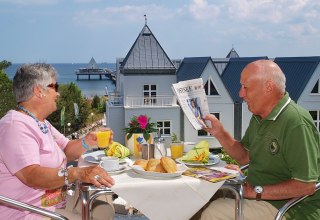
67, 122, 71, 132
67, 122, 71, 134
90, 112, 94, 124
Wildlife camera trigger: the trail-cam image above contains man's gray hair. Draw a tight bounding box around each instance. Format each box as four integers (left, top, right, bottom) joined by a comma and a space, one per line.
13, 63, 57, 103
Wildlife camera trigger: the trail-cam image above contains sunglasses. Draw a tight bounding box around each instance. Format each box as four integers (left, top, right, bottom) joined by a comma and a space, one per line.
47, 83, 59, 92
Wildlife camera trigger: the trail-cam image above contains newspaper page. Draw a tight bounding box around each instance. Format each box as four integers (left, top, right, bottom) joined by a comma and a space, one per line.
183, 167, 237, 183
172, 78, 210, 130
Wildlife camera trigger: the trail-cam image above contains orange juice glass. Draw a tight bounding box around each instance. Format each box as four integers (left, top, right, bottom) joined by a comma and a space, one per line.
96, 130, 111, 148
170, 142, 184, 159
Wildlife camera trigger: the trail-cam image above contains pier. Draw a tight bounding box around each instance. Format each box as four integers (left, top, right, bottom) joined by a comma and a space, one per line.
75, 68, 116, 82
75, 57, 116, 82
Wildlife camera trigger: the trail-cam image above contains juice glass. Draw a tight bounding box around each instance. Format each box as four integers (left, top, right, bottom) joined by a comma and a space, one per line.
170, 142, 184, 159
96, 130, 111, 148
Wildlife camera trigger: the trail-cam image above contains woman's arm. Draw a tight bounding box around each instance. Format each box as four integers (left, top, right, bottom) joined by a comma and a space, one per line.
15, 164, 115, 190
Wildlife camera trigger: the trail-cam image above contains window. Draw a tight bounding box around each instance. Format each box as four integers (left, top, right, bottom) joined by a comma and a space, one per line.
198, 112, 220, 136
309, 110, 320, 131
311, 80, 319, 94
143, 84, 157, 104
156, 120, 171, 136
204, 78, 219, 96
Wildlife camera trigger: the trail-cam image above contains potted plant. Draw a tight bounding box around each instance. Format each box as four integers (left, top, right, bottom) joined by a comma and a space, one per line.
123, 115, 157, 156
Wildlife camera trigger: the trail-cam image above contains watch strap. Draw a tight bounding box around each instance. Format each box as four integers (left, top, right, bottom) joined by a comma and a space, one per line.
256, 192, 262, 201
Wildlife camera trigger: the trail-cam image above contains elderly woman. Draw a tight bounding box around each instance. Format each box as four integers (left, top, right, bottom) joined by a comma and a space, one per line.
0, 63, 114, 219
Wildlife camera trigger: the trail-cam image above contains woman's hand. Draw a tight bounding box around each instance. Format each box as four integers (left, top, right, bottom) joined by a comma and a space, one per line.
71, 166, 115, 188
84, 128, 114, 147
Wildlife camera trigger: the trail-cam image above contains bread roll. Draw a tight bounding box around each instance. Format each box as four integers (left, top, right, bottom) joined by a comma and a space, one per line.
146, 159, 166, 173
160, 157, 177, 173
133, 159, 148, 170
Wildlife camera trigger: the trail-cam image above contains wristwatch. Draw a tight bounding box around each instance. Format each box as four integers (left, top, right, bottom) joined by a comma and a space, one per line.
254, 185, 264, 201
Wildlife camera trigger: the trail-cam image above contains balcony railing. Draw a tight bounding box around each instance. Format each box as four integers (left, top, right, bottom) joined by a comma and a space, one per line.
107, 94, 177, 107
125, 95, 177, 107
107, 92, 124, 106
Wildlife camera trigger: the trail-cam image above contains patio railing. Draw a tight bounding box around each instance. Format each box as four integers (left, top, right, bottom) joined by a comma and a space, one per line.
107, 94, 177, 107
125, 95, 177, 107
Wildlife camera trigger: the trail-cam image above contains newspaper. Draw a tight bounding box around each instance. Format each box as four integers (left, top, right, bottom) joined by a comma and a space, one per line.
183, 167, 238, 183
172, 78, 210, 130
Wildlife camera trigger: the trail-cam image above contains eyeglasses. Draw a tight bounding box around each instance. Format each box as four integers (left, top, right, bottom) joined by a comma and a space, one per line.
47, 83, 59, 92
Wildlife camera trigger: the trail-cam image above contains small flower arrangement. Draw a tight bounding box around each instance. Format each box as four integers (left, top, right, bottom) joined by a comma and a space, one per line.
124, 115, 157, 141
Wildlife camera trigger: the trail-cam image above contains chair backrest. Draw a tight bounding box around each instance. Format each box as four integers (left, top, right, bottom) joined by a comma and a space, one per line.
275, 182, 320, 220
0, 195, 69, 220
240, 164, 320, 220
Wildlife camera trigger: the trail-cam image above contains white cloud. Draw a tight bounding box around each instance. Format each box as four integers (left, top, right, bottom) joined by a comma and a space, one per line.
188, 0, 220, 20
72, 4, 175, 27
195, 0, 320, 40
288, 0, 309, 11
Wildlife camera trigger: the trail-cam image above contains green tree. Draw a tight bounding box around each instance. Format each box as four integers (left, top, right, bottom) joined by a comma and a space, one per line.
0, 60, 12, 70
47, 82, 90, 135
0, 63, 16, 118
92, 95, 100, 109
91, 95, 106, 113
99, 96, 107, 113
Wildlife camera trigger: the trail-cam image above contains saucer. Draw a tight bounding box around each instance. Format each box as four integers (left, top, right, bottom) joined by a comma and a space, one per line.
104, 165, 127, 175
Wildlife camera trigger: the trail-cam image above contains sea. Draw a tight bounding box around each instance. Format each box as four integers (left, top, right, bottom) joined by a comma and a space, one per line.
4, 63, 116, 98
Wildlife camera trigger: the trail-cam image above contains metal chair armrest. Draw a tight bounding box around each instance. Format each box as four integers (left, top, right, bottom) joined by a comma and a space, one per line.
275, 182, 320, 220
240, 164, 249, 171
0, 195, 69, 220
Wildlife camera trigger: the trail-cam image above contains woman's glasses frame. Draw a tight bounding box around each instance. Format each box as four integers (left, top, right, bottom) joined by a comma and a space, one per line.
47, 83, 59, 92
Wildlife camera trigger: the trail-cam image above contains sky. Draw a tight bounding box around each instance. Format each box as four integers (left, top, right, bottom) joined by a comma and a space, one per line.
1, 0, 320, 63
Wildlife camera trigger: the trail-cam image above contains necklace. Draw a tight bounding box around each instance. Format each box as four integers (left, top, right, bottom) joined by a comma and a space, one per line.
17, 105, 49, 134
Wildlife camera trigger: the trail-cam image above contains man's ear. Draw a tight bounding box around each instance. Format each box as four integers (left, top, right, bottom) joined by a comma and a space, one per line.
265, 80, 273, 95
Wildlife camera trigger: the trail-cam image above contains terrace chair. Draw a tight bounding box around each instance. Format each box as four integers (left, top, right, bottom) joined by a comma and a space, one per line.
239, 165, 320, 220
275, 182, 320, 220
0, 195, 69, 220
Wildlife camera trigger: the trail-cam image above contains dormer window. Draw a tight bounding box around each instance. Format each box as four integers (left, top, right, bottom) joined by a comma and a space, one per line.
204, 78, 219, 96
311, 80, 319, 94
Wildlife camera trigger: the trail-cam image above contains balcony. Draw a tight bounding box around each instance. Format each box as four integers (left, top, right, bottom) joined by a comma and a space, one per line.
108, 94, 178, 107
107, 92, 123, 106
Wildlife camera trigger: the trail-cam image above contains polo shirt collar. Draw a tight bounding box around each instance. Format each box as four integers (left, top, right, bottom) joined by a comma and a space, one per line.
254, 92, 291, 122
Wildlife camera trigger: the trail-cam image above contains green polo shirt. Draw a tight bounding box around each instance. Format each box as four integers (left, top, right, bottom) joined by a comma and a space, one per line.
241, 93, 320, 219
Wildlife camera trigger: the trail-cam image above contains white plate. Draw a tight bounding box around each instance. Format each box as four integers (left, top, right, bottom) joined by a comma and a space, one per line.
176, 156, 220, 166
105, 165, 127, 175
84, 151, 127, 164
131, 164, 188, 179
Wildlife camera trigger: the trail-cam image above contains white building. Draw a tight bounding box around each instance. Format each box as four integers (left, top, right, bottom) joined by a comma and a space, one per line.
106, 22, 320, 150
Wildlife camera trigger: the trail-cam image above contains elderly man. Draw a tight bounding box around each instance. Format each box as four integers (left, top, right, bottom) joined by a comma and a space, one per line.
201, 60, 320, 219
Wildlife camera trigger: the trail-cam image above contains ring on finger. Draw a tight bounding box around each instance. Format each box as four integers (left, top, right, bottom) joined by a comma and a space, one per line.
94, 175, 101, 181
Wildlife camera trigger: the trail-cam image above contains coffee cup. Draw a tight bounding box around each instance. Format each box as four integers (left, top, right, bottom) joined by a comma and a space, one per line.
99, 156, 119, 172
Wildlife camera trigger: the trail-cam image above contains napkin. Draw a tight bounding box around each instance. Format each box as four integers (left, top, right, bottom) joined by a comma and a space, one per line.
180, 140, 210, 163
104, 141, 131, 159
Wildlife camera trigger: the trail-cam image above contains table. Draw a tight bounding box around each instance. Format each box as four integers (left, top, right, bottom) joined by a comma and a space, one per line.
78, 152, 245, 220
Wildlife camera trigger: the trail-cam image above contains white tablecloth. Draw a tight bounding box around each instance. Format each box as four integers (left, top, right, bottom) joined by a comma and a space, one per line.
79, 151, 226, 220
